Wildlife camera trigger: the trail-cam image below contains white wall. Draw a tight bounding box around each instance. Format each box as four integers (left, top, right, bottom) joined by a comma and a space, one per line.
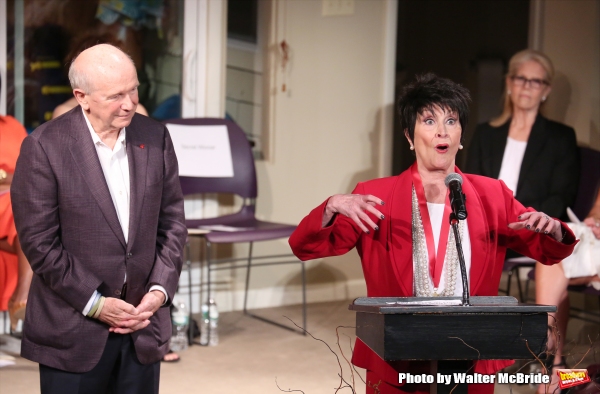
182, 0, 227, 119
540, 0, 600, 150
199, 0, 397, 313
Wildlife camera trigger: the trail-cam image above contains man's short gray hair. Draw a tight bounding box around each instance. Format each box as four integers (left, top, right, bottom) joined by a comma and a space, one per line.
68, 44, 135, 94
68, 61, 92, 94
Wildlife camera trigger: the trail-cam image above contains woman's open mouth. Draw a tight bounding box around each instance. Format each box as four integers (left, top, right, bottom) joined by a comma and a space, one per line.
435, 144, 449, 153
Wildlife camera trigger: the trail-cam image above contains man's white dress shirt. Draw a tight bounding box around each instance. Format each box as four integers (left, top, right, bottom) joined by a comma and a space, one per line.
81, 110, 166, 315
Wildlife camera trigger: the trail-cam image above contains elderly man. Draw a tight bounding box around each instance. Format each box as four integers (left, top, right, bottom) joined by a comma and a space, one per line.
11, 44, 186, 394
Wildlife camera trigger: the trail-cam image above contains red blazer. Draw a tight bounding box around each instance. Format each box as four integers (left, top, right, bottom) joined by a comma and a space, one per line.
289, 165, 576, 389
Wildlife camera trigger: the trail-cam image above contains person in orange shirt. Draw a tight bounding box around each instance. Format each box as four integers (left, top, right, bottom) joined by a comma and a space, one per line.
0, 112, 32, 334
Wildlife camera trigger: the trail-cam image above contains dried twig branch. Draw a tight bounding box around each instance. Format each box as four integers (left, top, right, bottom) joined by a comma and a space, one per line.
342, 332, 367, 385
447, 336, 481, 359
367, 379, 381, 394
336, 326, 356, 389
282, 316, 356, 394
336, 376, 357, 392
275, 377, 306, 394
572, 334, 599, 369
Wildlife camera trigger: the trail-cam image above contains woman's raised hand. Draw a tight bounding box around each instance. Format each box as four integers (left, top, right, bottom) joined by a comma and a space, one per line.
323, 194, 385, 233
508, 211, 564, 242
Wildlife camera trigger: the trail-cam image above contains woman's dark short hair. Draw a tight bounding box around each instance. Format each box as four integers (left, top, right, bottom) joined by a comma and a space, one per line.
397, 73, 471, 143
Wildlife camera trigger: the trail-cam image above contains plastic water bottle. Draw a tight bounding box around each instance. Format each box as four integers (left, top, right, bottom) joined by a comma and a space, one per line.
200, 299, 219, 346
170, 299, 189, 352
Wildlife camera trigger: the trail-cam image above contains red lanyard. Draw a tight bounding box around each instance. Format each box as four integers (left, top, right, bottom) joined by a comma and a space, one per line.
411, 163, 452, 288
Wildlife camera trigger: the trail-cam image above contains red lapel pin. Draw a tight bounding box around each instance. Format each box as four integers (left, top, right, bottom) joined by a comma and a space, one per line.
139, 144, 145, 149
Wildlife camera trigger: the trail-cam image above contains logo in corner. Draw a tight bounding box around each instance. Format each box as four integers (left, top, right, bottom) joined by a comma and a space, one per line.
556, 369, 590, 390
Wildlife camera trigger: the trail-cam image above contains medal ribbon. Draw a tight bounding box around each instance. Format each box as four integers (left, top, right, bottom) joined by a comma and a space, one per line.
411, 163, 452, 288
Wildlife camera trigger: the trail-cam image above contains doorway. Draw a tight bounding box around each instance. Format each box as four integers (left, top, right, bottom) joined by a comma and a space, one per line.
392, 0, 530, 174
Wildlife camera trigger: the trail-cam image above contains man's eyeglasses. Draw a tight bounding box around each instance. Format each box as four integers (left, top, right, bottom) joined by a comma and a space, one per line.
510, 75, 549, 89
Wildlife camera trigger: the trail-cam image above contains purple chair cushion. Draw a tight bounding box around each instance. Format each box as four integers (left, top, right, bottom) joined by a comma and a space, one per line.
186, 206, 296, 243
503, 257, 536, 272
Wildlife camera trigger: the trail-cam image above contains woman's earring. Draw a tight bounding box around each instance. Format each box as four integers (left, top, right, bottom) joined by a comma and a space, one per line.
459, 144, 464, 150
507, 90, 511, 96
542, 96, 547, 102
409, 145, 415, 151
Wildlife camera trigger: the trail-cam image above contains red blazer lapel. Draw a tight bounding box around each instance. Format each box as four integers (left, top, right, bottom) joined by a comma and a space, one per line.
387, 168, 415, 296
457, 167, 490, 294
386, 165, 492, 297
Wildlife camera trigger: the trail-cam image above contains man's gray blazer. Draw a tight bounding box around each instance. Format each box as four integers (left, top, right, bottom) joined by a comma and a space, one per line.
11, 107, 186, 372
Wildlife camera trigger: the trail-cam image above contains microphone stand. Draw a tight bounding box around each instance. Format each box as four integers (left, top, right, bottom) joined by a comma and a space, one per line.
449, 212, 470, 306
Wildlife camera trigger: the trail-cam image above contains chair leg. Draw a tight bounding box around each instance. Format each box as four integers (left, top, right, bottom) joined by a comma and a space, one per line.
185, 241, 193, 345
240, 244, 306, 335
301, 261, 307, 335
206, 240, 213, 346
515, 267, 525, 303
506, 267, 514, 296
243, 242, 254, 314
505, 266, 526, 302
524, 276, 532, 303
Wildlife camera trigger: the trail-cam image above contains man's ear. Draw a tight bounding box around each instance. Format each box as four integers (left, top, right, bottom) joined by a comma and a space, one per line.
73, 89, 89, 110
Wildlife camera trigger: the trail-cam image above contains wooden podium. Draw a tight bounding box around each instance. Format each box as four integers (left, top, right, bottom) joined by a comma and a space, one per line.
349, 296, 556, 393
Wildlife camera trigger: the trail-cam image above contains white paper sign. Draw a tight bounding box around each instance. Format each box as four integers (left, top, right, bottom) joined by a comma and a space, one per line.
167, 124, 234, 177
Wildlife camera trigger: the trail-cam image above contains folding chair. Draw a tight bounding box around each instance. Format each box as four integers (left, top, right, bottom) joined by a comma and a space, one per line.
165, 118, 306, 342
499, 256, 535, 302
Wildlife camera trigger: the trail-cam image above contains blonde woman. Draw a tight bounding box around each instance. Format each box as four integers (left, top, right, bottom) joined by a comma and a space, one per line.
466, 49, 579, 223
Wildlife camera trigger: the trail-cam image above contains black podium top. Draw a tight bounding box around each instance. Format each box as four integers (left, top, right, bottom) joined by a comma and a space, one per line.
349, 296, 556, 314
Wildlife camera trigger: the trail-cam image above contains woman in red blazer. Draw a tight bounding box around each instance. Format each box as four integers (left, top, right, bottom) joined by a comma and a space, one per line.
289, 74, 577, 394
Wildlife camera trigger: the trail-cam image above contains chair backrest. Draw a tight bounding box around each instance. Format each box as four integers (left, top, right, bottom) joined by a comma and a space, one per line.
572, 146, 600, 220
163, 118, 258, 199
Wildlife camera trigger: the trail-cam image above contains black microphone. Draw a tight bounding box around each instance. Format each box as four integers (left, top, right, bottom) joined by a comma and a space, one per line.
444, 173, 467, 220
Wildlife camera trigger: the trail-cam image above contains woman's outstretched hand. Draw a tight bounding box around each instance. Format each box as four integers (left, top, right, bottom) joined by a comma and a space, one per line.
508, 211, 564, 242
323, 194, 385, 233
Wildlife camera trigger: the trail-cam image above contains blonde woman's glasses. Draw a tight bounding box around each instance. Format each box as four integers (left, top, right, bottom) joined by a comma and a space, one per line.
510, 75, 549, 89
